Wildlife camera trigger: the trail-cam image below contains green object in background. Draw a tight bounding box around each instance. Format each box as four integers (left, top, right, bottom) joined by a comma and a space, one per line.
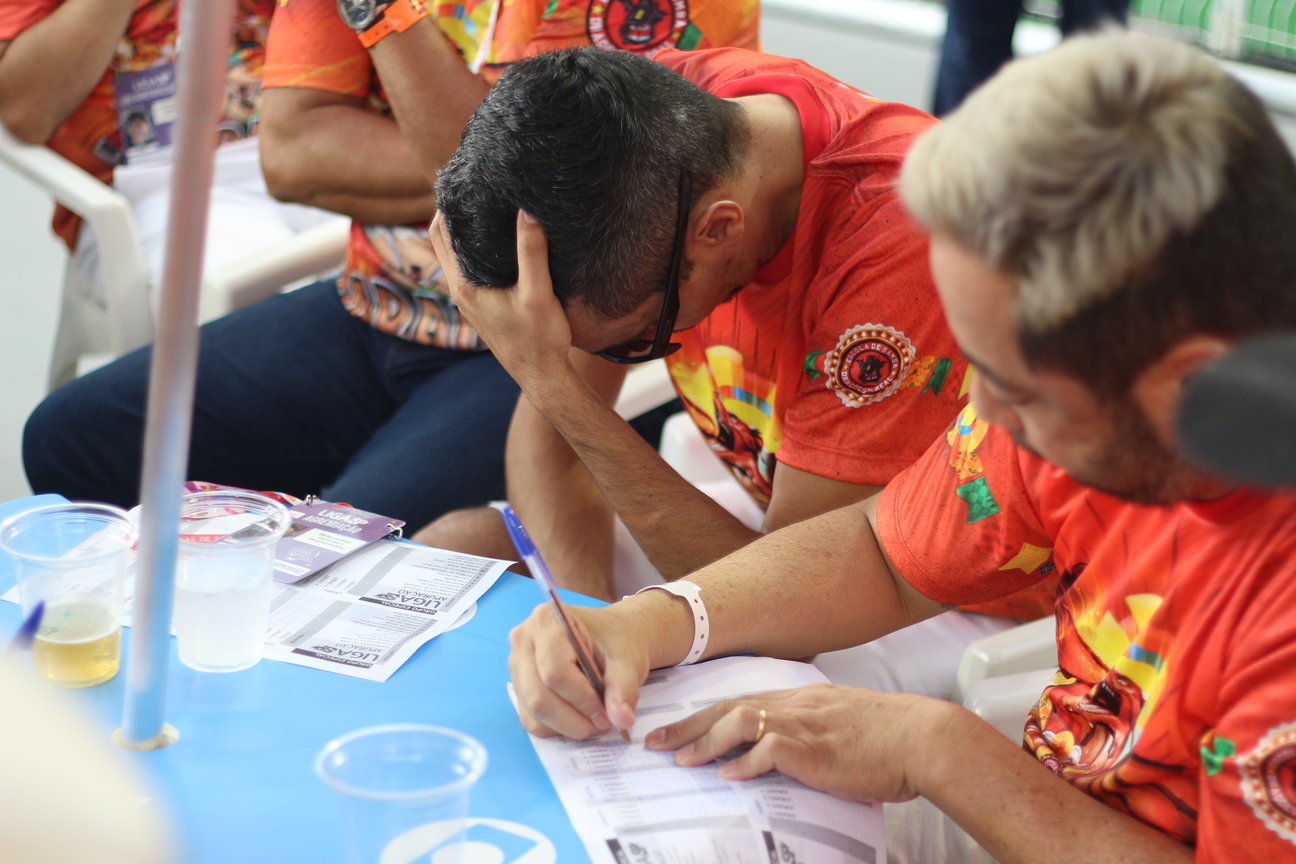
1131, 0, 1214, 36
1244, 0, 1296, 62
1027, 0, 1296, 65
1128, 0, 1296, 64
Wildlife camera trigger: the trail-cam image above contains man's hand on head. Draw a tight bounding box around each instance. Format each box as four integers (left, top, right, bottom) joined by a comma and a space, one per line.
430, 210, 576, 393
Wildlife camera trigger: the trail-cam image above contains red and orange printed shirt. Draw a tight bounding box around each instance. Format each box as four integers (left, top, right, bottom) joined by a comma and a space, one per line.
658, 49, 969, 504
878, 403, 1296, 858
0, 0, 274, 248
263, 0, 759, 349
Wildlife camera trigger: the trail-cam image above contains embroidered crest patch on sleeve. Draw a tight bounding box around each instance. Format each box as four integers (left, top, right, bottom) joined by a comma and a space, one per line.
822, 324, 916, 408
1241, 720, 1296, 845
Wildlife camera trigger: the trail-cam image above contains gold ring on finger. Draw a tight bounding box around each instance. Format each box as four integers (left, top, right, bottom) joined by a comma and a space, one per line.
755, 708, 767, 743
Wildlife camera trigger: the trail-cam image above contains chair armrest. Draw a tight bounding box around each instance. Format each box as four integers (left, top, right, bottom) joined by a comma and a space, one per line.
961, 666, 1057, 741
613, 358, 678, 420
659, 412, 731, 484
953, 614, 1058, 702
0, 123, 151, 355
199, 216, 351, 322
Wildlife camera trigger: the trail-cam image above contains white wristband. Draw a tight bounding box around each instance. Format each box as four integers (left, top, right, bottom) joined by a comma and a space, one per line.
632, 580, 708, 665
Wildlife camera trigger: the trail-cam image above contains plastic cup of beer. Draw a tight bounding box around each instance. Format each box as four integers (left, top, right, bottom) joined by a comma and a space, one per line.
0, 503, 134, 687
173, 490, 290, 673
315, 724, 488, 864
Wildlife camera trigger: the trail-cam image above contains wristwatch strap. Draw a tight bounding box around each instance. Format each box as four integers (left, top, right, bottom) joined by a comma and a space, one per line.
358, 0, 431, 48
633, 580, 708, 666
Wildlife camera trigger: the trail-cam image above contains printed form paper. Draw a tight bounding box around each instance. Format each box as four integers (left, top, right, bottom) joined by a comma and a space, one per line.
516, 656, 887, 864
258, 539, 509, 681
3, 539, 511, 683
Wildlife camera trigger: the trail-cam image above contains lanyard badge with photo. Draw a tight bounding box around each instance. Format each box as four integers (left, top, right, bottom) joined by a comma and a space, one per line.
114, 62, 178, 165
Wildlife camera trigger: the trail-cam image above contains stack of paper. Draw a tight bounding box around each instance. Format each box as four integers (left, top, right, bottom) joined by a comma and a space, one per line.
518, 656, 887, 863
257, 540, 510, 681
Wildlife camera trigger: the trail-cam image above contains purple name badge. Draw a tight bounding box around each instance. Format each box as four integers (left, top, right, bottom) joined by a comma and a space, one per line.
274, 503, 405, 584
114, 63, 178, 164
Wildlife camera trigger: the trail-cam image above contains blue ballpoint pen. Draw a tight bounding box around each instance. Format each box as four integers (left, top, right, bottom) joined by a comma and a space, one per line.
499, 505, 631, 742
8, 600, 45, 654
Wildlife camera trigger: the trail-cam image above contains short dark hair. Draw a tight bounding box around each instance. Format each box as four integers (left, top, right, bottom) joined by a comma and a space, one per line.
436, 48, 750, 319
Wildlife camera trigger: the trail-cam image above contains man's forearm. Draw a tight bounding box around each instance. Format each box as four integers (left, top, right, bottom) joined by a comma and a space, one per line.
0, 0, 136, 143
917, 705, 1193, 864
259, 88, 437, 221
367, 18, 490, 183
525, 364, 762, 579
621, 492, 934, 667
507, 393, 618, 599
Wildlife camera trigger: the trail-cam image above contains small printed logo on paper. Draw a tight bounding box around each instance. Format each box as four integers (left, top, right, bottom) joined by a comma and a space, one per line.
1241, 720, 1296, 845
292, 642, 380, 668
822, 323, 916, 408
361, 590, 446, 614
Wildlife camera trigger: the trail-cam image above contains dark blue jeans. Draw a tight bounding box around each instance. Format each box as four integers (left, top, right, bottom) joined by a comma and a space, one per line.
23, 279, 521, 531
933, 0, 1129, 116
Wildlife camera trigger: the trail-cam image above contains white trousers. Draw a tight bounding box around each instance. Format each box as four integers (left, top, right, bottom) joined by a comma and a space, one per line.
72, 137, 337, 310
610, 474, 1017, 702
886, 798, 998, 864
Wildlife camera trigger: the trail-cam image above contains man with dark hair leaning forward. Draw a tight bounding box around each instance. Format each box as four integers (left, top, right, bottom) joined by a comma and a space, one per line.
494, 30, 1296, 863
424, 45, 1055, 696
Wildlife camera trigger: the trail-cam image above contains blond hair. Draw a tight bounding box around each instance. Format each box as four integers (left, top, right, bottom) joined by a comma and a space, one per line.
901, 29, 1256, 334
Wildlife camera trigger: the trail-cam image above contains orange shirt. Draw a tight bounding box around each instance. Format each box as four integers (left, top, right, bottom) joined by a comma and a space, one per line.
878, 403, 1296, 858
262, 0, 759, 348
659, 49, 970, 502
0, 0, 273, 248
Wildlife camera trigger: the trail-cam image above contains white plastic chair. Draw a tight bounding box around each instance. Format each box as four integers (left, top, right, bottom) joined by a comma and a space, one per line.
0, 123, 350, 389
198, 217, 350, 325
613, 358, 679, 421
956, 615, 1059, 739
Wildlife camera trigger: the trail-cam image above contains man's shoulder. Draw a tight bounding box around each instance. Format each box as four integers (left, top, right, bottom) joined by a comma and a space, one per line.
655, 48, 829, 91
264, 0, 372, 93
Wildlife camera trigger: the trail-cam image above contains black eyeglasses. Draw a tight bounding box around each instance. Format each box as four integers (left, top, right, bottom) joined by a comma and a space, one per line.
597, 175, 693, 364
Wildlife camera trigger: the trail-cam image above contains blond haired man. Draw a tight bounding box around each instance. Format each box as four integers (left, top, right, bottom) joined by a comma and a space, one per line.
499, 29, 1296, 863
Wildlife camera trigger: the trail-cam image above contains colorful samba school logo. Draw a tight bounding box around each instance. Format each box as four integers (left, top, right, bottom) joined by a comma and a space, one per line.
586, 0, 689, 55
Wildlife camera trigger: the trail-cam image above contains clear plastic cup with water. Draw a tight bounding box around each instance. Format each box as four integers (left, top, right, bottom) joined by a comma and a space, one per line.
0, 503, 134, 687
315, 724, 489, 864
173, 490, 290, 673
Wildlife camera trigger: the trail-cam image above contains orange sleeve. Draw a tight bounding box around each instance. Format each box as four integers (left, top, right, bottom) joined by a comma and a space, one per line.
0, 0, 57, 40
1197, 566, 1296, 862
877, 413, 1060, 611
486, 0, 543, 66
263, 0, 373, 96
777, 190, 969, 487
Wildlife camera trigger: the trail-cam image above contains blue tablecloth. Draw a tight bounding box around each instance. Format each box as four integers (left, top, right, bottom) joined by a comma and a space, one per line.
0, 495, 597, 863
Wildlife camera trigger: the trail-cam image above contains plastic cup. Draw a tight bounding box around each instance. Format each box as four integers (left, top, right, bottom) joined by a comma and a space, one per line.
173, 490, 290, 673
315, 724, 489, 864
0, 503, 134, 687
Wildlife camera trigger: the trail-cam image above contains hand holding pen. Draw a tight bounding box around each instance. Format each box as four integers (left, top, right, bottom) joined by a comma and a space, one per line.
499, 505, 633, 743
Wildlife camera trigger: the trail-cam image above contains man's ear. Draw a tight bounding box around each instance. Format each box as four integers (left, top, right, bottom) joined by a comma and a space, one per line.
694, 200, 745, 247
1132, 336, 1233, 445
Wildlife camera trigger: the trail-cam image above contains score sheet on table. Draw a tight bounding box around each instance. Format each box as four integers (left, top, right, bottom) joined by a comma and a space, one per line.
515, 656, 887, 863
